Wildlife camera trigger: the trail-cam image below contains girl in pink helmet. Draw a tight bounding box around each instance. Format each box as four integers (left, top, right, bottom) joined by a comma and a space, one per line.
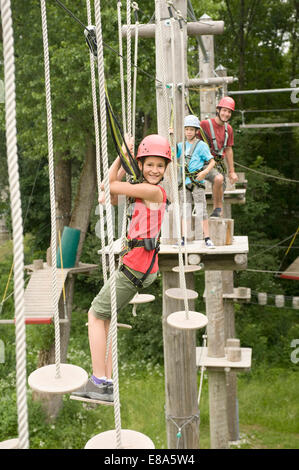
72, 134, 171, 403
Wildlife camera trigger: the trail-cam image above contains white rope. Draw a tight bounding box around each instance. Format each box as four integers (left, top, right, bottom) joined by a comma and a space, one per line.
126, 0, 132, 136
40, 0, 61, 379
86, 0, 108, 284
132, 2, 139, 148
94, 0, 122, 449
1, 0, 29, 449
117, 1, 127, 135
155, 1, 170, 135
178, 12, 189, 266
166, 1, 189, 317
197, 332, 207, 405
116, 1, 129, 266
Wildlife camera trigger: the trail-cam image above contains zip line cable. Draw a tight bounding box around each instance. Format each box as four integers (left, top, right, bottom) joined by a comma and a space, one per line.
248, 231, 299, 260
276, 226, 299, 274
53, 0, 163, 86
234, 161, 299, 183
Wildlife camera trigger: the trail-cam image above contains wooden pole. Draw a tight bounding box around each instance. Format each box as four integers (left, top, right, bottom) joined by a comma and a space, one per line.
217, 65, 240, 442
155, 0, 200, 449
205, 270, 229, 448
198, 22, 230, 449
198, 14, 216, 121
163, 271, 199, 448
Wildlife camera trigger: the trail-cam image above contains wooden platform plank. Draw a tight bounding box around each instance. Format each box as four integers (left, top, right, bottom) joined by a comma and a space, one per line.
99, 236, 249, 256
196, 346, 252, 371
24, 262, 98, 273
203, 287, 251, 301
24, 267, 69, 320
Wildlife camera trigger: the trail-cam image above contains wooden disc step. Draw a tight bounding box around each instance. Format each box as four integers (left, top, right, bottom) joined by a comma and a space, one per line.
167, 311, 208, 330
28, 363, 88, 394
84, 429, 155, 449
0, 438, 19, 449
129, 293, 155, 304
172, 265, 202, 273
165, 288, 198, 300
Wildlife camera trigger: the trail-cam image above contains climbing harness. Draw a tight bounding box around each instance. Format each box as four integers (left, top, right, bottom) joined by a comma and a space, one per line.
178, 139, 205, 191
208, 118, 229, 158
119, 241, 160, 289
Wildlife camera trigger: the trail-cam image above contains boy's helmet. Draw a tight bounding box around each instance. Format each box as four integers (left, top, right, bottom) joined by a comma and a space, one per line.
136, 134, 172, 162
217, 96, 235, 111
184, 115, 200, 128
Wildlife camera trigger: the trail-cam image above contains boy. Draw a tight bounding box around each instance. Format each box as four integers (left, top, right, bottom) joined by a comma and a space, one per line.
172, 114, 215, 247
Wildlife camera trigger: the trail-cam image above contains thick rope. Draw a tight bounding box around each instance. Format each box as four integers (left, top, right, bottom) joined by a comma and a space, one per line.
116, 1, 129, 265
126, 0, 132, 137
94, 0, 122, 449
1, 0, 29, 449
132, 2, 139, 148
117, 1, 127, 135
157, 0, 189, 317
40, 0, 61, 379
197, 332, 207, 405
86, 0, 108, 283
178, 15, 190, 267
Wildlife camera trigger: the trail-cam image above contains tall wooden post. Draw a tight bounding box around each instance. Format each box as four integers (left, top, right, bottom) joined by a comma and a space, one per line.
205, 270, 229, 448
198, 14, 216, 120
198, 20, 231, 448
155, 0, 200, 449
124, 0, 226, 449
162, 270, 199, 448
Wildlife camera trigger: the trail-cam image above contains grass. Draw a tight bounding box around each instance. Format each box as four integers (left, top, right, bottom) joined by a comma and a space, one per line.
1, 238, 298, 450
1, 306, 299, 449
23, 363, 298, 450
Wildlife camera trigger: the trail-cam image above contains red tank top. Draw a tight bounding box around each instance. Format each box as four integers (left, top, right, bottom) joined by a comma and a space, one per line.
122, 185, 167, 274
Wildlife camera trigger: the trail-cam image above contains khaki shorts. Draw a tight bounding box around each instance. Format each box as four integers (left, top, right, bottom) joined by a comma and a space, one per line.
179, 186, 208, 220
204, 165, 226, 192
91, 266, 158, 320
204, 167, 220, 184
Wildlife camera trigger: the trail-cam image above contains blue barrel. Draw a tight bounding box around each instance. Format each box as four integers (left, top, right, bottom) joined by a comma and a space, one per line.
57, 226, 81, 268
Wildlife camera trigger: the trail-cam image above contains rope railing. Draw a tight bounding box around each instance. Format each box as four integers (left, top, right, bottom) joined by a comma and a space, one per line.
40, 0, 61, 379
1, 0, 29, 449
94, 0, 122, 449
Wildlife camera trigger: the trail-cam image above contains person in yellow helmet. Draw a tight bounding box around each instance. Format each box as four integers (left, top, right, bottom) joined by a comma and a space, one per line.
200, 96, 238, 218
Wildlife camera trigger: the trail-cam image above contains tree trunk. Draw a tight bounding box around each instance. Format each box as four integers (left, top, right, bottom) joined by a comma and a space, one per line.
33, 140, 97, 420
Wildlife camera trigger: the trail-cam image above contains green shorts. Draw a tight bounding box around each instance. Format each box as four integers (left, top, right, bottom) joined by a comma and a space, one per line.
91, 266, 158, 320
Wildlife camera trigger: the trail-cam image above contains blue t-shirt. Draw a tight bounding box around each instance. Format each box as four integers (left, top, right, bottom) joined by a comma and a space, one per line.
177, 139, 213, 185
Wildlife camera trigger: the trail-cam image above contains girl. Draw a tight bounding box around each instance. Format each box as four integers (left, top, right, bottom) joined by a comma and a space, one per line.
73, 134, 171, 402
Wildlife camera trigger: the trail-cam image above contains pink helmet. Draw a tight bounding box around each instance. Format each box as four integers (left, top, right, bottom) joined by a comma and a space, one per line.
136, 134, 172, 162
217, 96, 235, 111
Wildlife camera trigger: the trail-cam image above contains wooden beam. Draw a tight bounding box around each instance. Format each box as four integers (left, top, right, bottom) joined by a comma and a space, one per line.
188, 76, 236, 87
121, 20, 224, 39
